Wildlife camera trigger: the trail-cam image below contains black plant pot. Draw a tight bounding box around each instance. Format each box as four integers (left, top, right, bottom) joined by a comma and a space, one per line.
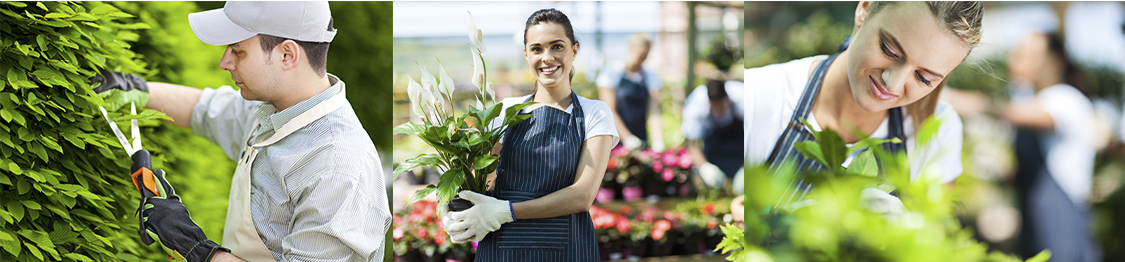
396, 249, 420, 262
448, 196, 475, 212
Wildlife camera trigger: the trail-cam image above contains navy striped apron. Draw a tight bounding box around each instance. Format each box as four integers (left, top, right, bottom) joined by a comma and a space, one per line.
616, 71, 650, 141
1014, 128, 1096, 262
765, 37, 907, 208
476, 92, 599, 261
703, 107, 745, 177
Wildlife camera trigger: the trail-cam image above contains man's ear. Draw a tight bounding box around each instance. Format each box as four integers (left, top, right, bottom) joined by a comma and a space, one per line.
277, 40, 301, 71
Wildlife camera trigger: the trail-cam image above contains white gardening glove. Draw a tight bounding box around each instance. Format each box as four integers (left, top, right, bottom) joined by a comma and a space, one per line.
732, 167, 744, 195
447, 191, 514, 243
698, 162, 726, 188
622, 135, 644, 150
441, 210, 464, 241
651, 140, 666, 152
860, 187, 909, 223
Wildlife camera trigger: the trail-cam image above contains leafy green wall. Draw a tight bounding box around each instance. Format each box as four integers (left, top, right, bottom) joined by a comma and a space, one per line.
1, 1, 164, 261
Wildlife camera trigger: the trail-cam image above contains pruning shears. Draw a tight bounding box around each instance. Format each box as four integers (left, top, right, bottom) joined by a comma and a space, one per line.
98, 102, 165, 199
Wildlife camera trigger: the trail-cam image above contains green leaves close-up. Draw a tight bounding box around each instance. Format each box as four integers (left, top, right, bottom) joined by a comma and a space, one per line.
1, 1, 163, 261
745, 115, 1051, 262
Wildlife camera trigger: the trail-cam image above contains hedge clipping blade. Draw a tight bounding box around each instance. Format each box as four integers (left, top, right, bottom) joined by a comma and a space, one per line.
99, 102, 142, 156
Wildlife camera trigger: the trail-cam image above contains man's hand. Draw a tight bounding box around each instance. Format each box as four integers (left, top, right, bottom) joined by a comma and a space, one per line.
91, 70, 150, 93
138, 169, 229, 262
90, 70, 150, 107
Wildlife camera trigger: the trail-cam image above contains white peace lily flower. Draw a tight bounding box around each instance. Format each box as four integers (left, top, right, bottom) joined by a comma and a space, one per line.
420, 90, 440, 123
475, 98, 484, 110
420, 66, 446, 107
485, 82, 495, 101
437, 64, 456, 97
470, 47, 486, 89
467, 11, 485, 55
406, 75, 426, 120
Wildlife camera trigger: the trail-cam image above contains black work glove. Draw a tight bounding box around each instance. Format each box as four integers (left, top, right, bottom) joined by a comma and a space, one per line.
90, 69, 150, 108
138, 168, 229, 262
90, 69, 149, 93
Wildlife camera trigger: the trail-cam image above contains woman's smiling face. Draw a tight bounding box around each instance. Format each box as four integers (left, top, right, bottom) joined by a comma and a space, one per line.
846, 2, 971, 113
524, 22, 578, 88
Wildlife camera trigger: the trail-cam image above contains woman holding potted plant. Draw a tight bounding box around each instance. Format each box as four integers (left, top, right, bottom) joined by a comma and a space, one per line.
442, 8, 618, 262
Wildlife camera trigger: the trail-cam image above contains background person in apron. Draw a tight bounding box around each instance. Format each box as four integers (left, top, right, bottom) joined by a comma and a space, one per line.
745, 1, 983, 205
442, 8, 618, 262
1005, 32, 1098, 262
683, 79, 745, 189
94, 2, 389, 261
596, 33, 665, 151
683, 40, 746, 191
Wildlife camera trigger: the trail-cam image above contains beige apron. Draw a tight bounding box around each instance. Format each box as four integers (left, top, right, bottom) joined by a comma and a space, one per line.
222, 87, 348, 261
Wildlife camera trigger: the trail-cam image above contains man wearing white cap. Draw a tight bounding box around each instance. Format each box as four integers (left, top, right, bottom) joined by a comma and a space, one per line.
93, 1, 388, 261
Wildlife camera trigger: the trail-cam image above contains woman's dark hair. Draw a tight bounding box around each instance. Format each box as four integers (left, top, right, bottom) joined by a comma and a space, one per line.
706, 38, 740, 74
524, 8, 579, 82
1044, 32, 1090, 96
706, 79, 728, 101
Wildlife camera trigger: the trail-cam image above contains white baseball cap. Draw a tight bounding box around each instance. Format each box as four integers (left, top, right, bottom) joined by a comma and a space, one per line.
188, 1, 336, 46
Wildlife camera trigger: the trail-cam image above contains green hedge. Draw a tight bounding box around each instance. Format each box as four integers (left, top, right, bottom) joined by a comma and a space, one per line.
0, 1, 164, 261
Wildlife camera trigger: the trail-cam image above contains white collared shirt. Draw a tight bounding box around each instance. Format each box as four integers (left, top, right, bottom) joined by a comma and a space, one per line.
191, 75, 389, 261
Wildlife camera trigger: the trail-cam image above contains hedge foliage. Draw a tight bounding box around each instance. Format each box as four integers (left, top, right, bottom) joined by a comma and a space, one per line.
0, 1, 168, 261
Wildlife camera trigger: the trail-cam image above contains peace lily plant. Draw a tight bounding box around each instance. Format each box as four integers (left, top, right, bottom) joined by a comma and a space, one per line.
394, 11, 534, 211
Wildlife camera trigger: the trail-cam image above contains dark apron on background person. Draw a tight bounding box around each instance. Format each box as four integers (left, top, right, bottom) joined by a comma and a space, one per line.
703, 102, 745, 177
615, 71, 650, 141
475, 92, 599, 262
765, 37, 907, 206
1014, 128, 1096, 262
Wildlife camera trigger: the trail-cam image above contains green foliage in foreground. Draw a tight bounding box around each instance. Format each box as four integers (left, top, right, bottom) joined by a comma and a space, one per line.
0, 1, 171, 261
744, 116, 1050, 262
714, 223, 747, 261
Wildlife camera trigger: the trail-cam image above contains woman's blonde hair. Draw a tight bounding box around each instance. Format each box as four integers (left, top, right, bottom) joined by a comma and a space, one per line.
871, 1, 983, 127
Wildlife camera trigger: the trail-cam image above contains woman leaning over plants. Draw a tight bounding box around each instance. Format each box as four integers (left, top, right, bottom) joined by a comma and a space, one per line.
745, 1, 981, 199
441, 8, 618, 262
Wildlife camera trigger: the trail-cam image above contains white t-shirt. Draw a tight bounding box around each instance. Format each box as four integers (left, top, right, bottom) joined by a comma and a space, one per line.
596, 62, 663, 92
745, 55, 964, 184
1036, 84, 1095, 205
682, 81, 745, 140
491, 94, 620, 146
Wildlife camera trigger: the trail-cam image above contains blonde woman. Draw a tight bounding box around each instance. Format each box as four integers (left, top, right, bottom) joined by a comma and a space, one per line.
746, 2, 982, 191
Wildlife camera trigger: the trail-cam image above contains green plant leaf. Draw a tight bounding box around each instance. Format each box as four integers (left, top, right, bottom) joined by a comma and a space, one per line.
21, 200, 41, 210
471, 155, 498, 170
65, 253, 94, 262
25, 241, 43, 260
847, 149, 879, 177
793, 141, 827, 168
406, 185, 437, 207
6, 200, 24, 221
392, 122, 426, 135
0, 235, 19, 257
435, 168, 466, 205
1025, 250, 1051, 262
915, 114, 943, 147
391, 154, 443, 180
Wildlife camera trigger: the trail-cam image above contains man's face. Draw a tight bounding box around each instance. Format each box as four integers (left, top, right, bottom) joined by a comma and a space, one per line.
219, 35, 280, 101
